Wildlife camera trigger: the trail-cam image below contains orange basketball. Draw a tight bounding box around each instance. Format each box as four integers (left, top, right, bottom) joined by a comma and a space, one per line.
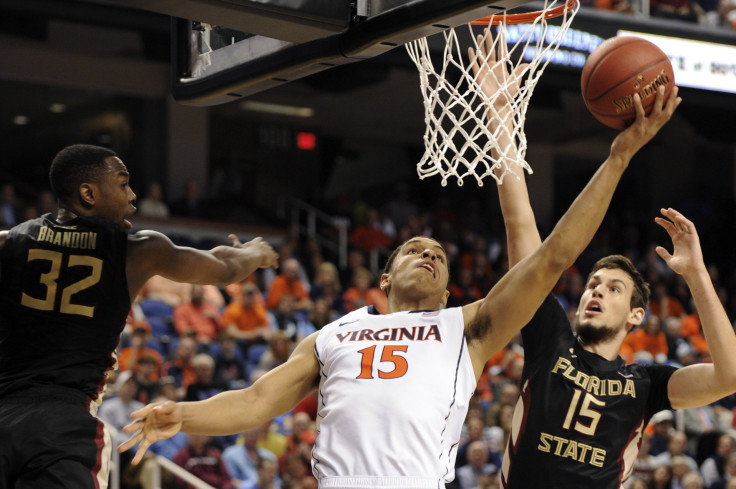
581, 36, 675, 130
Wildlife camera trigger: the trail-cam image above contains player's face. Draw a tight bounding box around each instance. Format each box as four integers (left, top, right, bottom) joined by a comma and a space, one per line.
383, 237, 449, 304
576, 267, 644, 334
93, 156, 136, 228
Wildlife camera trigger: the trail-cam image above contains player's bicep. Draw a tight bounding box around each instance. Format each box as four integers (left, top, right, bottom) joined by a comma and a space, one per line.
128, 231, 230, 287
251, 332, 320, 415
465, 250, 560, 368
667, 363, 721, 409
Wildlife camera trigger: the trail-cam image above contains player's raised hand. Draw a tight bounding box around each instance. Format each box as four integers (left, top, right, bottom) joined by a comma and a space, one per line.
654, 208, 706, 277
611, 85, 681, 162
467, 28, 528, 107
118, 400, 183, 466
228, 235, 279, 269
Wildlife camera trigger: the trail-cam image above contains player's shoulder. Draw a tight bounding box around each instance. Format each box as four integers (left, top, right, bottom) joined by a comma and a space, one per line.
619, 360, 679, 379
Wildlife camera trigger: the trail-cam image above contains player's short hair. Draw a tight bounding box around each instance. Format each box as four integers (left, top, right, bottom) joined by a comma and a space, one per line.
49, 144, 117, 206
588, 254, 650, 311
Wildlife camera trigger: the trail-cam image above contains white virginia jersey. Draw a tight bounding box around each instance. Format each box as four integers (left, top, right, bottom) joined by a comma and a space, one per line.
312, 305, 476, 489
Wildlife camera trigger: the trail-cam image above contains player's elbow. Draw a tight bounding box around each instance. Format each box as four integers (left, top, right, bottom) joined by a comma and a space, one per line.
539, 235, 578, 275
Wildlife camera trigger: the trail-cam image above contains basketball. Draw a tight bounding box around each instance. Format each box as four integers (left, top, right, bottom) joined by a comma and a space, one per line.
581, 36, 675, 130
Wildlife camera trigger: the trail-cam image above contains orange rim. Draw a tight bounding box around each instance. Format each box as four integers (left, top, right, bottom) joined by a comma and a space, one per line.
470, 0, 578, 25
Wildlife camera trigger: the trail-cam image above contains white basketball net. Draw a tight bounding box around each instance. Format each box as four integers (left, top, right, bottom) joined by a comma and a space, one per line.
406, 0, 579, 186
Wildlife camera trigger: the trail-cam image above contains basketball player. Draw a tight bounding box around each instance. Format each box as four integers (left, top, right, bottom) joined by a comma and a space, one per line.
0, 144, 279, 489
485, 63, 736, 489
118, 43, 680, 488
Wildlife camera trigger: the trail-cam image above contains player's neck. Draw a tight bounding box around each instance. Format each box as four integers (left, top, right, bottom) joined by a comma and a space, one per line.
578, 334, 626, 361
386, 295, 442, 313
57, 207, 79, 223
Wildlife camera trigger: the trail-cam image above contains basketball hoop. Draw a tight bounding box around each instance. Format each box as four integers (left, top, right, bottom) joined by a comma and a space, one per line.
406, 0, 579, 186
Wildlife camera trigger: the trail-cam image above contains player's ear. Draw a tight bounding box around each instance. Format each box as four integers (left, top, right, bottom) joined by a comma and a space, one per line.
380, 273, 391, 295
626, 307, 646, 332
79, 183, 96, 207
440, 289, 450, 308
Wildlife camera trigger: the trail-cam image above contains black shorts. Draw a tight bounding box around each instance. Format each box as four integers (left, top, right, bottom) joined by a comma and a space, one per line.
0, 385, 110, 489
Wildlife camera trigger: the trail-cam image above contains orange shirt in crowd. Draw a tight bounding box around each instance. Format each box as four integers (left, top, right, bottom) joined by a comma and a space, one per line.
622, 329, 668, 359
267, 276, 309, 310
222, 300, 270, 332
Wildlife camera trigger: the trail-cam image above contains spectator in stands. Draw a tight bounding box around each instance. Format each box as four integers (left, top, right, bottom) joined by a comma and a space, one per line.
256, 420, 287, 459
241, 457, 281, 489
455, 440, 497, 489
132, 354, 160, 405
269, 294, 315, 343
170, 178, 208, 219
680, 301, 709, 357
650, 282, 686, 322
654, 430, 699, 472
649, 411, 676, 456
173, 284, 224, 347
485, 382, 520, 429
98, 371, 145, 436
338, 249, 367, 292
456, 417, 495, 469
184, 353, 229, 402
309, 261, 344, 316
307, 297, 336, 331
630, 433, 658, 484
258, 331, 293, 372
222, 282, 271, 352
682, 404, 729, 456
447, 267, 484, 308
623, 314, 669, 363
700, 433, 735, 487
140, 275, 225, 309
172, 434, 233, 489
671, 455, 694, 489
0, 183, 22, 229
213, 331, 248, 389
163, 336, 198, 399
222, 426, 278, 488
266, 258, 312, 312
341, 266, 387, 314
650, 462, 674, 489
137, 182, 170, 219
709, 452, 736, 489
350, 207, 394, 253
682, 471, 705, 489
118, 319, 163, 378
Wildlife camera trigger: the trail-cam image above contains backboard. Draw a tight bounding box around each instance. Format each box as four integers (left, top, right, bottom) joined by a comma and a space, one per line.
117, 0, 534, 106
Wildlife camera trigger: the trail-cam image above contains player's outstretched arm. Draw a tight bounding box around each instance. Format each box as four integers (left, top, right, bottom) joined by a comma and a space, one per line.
655, 209, 736, 409
468, 29, 540, 266
125, 231, 279, 297
118, 331, 320, 465
463, 86, 681, 375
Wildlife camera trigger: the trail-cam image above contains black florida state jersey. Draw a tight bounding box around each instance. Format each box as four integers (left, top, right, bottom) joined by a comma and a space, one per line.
0, 213, 130, 401
501, 295, 677, 489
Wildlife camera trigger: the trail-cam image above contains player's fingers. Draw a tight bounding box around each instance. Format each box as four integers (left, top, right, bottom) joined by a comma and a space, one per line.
228, 234, 242, 247
468, 47, 480, 76
131, 440, 152, 466
118, 430, 143, 452
484, 28, 495, 60
665, 86, 681, 113
654, 216, 677, 237
654, 245, 672, 263
632, 93, 645, 120
122, 419, 143, 434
